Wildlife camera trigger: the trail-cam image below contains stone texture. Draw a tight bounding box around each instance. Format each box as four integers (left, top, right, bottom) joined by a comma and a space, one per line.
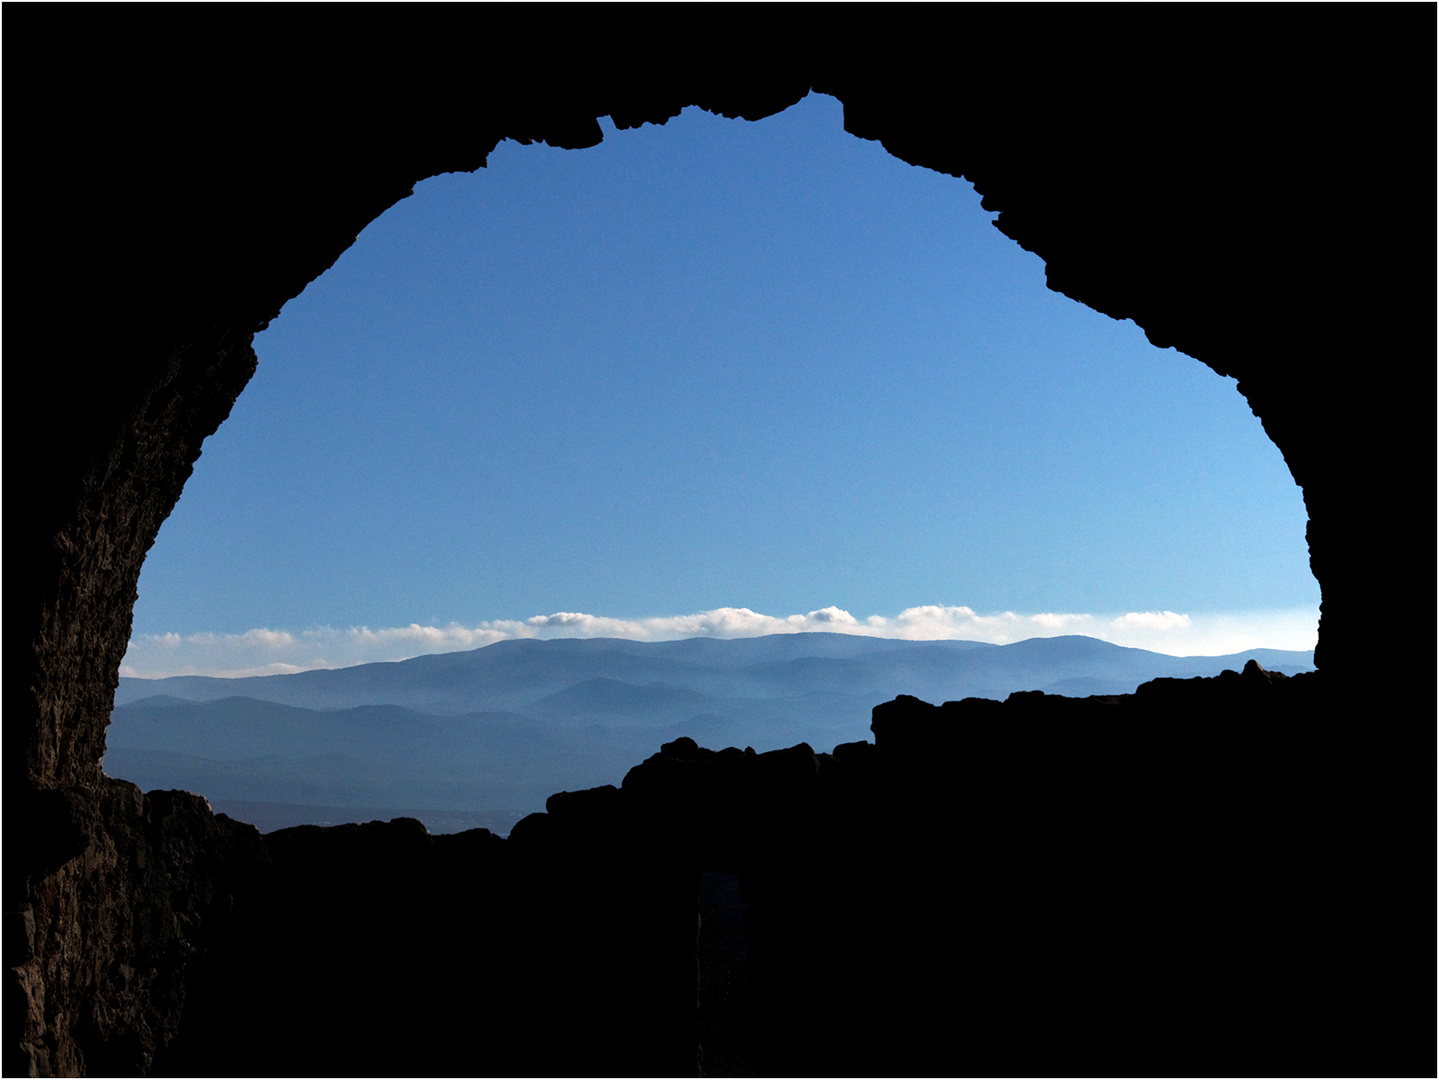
12, 784, 268, 1076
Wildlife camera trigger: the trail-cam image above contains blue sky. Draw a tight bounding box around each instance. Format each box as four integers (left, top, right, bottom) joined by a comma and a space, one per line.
123, 93, 1319, 678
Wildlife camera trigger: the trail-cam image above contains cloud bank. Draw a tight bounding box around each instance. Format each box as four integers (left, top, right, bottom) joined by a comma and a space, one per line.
119, 604, 1320, 680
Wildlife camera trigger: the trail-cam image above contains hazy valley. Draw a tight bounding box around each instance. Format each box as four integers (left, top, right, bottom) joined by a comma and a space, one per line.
107, 633, 1315, 835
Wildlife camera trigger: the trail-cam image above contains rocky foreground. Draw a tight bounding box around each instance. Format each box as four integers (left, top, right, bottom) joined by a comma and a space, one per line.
16, 664, 1430, 1076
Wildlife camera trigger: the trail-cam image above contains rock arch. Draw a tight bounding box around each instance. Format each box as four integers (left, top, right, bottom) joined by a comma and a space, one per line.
11, 9, 1432, 1075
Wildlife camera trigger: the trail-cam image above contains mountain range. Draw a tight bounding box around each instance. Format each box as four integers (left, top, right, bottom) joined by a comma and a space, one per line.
106, 633, 1314, 835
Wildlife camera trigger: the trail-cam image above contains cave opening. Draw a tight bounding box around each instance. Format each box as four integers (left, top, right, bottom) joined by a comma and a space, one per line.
108, 92, 1319, 837
21, 17, 1431, 1078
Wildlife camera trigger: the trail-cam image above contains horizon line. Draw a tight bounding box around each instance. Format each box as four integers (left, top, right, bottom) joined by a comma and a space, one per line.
120, 604, 1321, 680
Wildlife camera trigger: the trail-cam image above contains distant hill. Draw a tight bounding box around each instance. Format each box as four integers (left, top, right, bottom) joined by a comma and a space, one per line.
528, 677, 720, 726
108, 633, 1315, 834
115, 632, 1311, 713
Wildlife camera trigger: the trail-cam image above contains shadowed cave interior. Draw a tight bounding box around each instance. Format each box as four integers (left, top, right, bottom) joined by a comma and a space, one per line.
11, 12, 1434, 1078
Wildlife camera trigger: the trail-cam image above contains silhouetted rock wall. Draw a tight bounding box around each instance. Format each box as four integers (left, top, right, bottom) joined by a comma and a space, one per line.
8, 9, 1433, 1076
90, 666, 1428, 1076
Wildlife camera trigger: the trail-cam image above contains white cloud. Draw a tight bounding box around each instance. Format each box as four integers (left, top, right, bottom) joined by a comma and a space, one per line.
119, 604, 1320, 679
1113, 610, 1191, 631
1031, 612, 1095, 630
